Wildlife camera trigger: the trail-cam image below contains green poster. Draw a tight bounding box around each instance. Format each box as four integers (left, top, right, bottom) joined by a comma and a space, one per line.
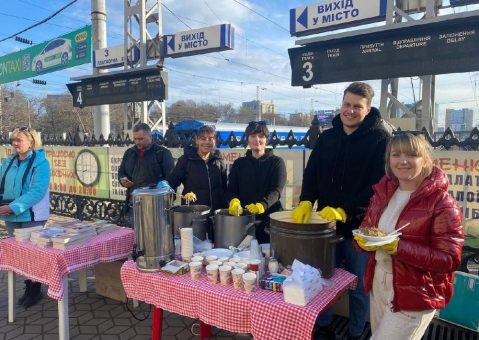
0, 25, 92, 85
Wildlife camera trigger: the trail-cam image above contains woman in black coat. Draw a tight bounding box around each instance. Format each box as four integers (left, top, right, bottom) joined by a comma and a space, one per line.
227, 121, 287, 243
167, 126, 227, 213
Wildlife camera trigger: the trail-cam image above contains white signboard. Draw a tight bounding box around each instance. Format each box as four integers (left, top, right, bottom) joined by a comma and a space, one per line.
93, 44, 139, 69
290, 0, 387, 36
162, 24, 234, 58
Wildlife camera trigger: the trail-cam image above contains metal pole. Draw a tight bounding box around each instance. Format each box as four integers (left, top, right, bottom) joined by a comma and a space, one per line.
91, 0, 110, 140
158, 0, 166, 135
379, 0, 395, 118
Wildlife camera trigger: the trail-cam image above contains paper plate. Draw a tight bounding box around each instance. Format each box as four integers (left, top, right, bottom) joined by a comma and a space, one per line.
233, 250, 250, 259
352, 229, 400, 242
203, 248, 233, 258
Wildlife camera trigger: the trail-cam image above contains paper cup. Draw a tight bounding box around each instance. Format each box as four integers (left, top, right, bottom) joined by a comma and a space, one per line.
234, 262, 248, 270
219, 265, 232, 286
209, 260, 223, 267
260, 243, 270, 258
189, 261, 203, 280
248, 259, 261, 272
219, 256, 230, 262
224, 261, 236, 268
232, 268, 245, 290
206, 264, 219, 284
191, 256, 204, 265
242, 272, 257, 294
231, 257, 242, 263
206, 255, 218, 264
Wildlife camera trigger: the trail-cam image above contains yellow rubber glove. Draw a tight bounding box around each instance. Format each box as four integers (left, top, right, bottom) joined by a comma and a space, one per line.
381, 239, 399, 255
228, 198, 243, 216
354, 234, 380, 252
318, 206, 347, 223
184, 192, 197, 203
245, 203, 265, 215
292, 201, 313, 223
354, 235, 399, 254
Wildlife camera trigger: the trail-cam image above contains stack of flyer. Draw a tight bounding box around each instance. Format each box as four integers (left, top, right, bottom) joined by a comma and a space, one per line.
14, 226, 44, 241
30, 227, 65, 248
51, 227, 97, 250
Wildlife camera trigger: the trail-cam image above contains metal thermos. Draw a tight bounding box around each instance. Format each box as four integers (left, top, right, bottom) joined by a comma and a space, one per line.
132, 181, 174, 272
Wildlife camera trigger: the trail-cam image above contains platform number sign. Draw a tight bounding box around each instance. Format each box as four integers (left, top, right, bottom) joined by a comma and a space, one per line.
76, 91, 83, 107
302, 61, 313, 82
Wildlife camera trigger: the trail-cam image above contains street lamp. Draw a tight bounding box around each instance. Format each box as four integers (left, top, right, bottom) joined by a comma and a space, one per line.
257, 86, 267, 121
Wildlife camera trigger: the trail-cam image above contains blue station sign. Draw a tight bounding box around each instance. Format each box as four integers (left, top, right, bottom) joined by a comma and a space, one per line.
162, 24, 234, 58
290, 0, 387, 37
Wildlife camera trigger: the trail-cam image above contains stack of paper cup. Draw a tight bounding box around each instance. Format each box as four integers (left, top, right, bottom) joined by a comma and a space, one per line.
219, 265, 232, 286
243, 272, 257, 294
232, 268, 245, 290
180, 228, 194, 262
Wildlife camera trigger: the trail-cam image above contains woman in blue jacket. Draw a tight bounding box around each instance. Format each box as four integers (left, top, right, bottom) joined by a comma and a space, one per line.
0, 127, 50, 308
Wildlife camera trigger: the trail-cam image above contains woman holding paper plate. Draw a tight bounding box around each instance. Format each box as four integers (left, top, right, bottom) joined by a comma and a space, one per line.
354, 133, 463, 340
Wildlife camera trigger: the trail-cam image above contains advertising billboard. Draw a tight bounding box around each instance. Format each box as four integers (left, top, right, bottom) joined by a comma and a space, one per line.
0, 25, 92, 85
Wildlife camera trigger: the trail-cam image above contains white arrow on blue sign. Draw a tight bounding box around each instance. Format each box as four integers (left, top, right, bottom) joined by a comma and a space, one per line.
290, 0, 387, 37
162, 24, 234, 58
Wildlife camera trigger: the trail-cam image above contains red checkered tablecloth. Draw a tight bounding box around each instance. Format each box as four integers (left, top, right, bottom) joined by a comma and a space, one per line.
251, 269, 357, 340
121, 260, 357, 339
0, 228, 134, 300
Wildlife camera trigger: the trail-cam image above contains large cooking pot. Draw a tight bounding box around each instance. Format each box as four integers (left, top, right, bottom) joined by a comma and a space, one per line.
170, 205, 211, 241
132, 181, 175, 272
269, 211, 343, 278
213, 209, 255, 248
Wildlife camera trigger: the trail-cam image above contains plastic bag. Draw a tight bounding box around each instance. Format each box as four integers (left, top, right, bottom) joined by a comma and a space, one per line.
193, 236, 213, 253
283, 259, 323, 306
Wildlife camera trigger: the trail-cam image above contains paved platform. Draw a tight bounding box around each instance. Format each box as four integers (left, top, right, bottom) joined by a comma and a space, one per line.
0, 219, 477, 340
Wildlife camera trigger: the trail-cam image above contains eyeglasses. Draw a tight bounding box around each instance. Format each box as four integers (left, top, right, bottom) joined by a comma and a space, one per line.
247, 120, 267, 127
12, 127, 34, 141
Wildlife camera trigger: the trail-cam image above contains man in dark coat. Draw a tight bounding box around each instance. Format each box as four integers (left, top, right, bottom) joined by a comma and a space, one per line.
118, 123, 174, 226
293, 82, 391, 340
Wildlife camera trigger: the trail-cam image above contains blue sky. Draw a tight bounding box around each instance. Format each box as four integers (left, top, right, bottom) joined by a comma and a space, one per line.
0, 0, 478, 126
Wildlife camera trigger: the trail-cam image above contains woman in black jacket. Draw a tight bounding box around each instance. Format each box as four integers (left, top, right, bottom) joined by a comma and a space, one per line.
228, 121, 286, 243
167, 126, 227, 213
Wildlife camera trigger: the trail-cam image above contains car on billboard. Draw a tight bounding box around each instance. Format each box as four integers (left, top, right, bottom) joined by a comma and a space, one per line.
31, 38, 72, 72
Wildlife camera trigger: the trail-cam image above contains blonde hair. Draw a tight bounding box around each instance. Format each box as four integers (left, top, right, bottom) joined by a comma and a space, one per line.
11, 127, 43, 150
385, 133, 433, 180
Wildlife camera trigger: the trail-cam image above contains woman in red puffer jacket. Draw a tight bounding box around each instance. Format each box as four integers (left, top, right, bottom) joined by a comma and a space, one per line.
354, 133, 463, 340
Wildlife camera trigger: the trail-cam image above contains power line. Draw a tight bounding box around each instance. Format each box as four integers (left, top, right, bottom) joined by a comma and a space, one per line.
203, 0, 222, 24
162, 3, 192, 30
230, 0, 289, 33
0, 0, 79, 43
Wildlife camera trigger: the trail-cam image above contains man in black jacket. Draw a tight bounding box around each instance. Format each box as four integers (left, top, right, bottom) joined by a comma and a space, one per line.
293, 82, 391, 340
118, 123, 174, 226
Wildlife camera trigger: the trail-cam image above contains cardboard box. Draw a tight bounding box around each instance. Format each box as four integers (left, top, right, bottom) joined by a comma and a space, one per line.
95, 260, 127, 303
438, 271, 479, 332
259, 274, 287, 292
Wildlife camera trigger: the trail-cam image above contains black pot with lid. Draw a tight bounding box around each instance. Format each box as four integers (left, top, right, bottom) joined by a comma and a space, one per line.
269, 211, 343, 278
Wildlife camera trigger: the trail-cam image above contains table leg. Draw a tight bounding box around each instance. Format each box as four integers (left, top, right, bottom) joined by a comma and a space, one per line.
152, 306, 163, 340
78, 269, 87, 292
200, 321, 212, 339
7, 271, 15, 323
58, 276, 69, 340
